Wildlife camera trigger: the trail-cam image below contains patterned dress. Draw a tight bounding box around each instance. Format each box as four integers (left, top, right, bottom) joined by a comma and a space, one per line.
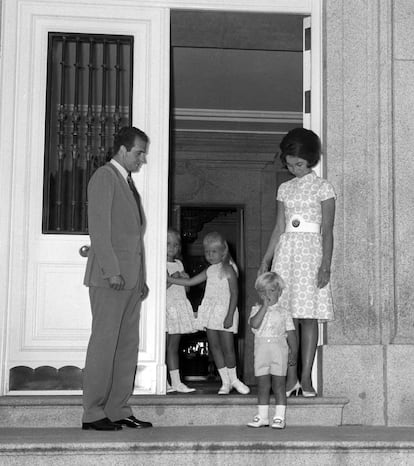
196, 263, 239, 333
271, 171, 336, 322
166, 260, 196, 334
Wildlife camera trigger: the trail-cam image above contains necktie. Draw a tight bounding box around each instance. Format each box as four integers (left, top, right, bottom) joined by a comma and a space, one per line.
127, 172, 144, 223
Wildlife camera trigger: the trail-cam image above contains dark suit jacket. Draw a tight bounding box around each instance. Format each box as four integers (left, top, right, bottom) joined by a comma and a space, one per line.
84, 162, 146, 290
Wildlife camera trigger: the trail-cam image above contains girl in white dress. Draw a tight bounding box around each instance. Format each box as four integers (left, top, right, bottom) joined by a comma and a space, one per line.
166, 228, 196, 393
167, 231, 250, 395
259, 128, 336, 398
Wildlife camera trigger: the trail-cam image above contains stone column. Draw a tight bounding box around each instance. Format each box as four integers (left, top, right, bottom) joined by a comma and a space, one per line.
322, 0, 398, 425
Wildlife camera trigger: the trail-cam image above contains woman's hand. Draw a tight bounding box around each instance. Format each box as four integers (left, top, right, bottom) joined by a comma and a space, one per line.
257, 261, 270, 277
288, 349, 298, 367
317, 266, 330, 288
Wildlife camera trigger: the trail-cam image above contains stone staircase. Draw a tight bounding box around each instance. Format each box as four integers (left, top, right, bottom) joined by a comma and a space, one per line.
0, 392, 348, 428
1, 393, 414, 464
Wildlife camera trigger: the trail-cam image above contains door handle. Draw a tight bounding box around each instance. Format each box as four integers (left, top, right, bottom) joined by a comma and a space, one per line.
79, 245, 90, 257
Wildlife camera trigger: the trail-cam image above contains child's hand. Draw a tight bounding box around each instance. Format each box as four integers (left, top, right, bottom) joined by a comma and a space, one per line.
166, 271, 173, 288
171, 271, 181, 278
223, 315, 233, 329
259, 294, 272, 308
180, 272, 189, 279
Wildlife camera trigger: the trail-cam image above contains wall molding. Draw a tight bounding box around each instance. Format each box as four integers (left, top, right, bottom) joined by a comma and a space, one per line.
173, 108, 302, 134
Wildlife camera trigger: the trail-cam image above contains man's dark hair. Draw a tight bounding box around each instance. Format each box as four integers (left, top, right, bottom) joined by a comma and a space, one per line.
113, 126, 149, 154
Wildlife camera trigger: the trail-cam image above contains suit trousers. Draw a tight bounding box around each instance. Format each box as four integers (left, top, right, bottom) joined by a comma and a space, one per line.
82, 285, 141, 423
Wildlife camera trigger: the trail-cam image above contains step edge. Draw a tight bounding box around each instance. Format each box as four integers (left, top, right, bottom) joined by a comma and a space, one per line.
0, 395, 350, 407
1, 440, 414, 454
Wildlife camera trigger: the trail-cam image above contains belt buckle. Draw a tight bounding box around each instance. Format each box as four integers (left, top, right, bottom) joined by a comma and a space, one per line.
292, 218, 300, 228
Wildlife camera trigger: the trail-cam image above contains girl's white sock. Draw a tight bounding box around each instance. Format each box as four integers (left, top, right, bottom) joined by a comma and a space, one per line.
227, 366, 238, 383
217, 367, 230, 385
170, 369, 181, 387
258, 405, 269, 421
274, 404, 286, 420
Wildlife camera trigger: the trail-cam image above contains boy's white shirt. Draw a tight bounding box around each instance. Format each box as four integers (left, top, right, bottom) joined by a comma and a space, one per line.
249, 302, 295, 338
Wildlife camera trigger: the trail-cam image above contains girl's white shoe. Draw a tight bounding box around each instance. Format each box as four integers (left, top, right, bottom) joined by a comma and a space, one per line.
271, 417, 286, 429
218, 383, 231, 395
231, 379, 250, 395
175, 382, 196, 393
247, 415, 269, 428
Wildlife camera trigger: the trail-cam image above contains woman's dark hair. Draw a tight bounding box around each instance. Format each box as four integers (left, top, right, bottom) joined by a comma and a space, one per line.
279, 127, 321, 168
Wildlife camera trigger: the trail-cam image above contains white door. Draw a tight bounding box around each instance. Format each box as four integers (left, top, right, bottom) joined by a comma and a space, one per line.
0, 0, 169, 394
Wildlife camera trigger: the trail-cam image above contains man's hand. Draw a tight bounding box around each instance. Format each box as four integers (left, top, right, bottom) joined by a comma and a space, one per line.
141, 283, 149, 300
108, 275, 125, 290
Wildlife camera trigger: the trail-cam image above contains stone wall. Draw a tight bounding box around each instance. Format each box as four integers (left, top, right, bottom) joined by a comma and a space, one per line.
323, 0, 414, 426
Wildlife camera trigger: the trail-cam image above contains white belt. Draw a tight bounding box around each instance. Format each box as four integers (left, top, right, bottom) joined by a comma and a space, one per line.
285, 216, 320, 233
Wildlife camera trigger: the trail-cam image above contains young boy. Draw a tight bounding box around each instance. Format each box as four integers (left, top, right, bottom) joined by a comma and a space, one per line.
248, 272, 298, 429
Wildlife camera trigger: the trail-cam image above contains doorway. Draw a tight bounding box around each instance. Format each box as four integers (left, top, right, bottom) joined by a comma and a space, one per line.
171, 204, 245, 387
168, 10, 305, 386
0, 0, 321, 396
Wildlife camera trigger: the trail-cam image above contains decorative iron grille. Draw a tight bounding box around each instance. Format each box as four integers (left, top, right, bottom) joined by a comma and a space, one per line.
42, 33, 133, 234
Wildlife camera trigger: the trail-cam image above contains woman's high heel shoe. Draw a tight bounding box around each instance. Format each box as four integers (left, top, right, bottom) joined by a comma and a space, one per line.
286, 381, 301, 397
301, 387, 317, 397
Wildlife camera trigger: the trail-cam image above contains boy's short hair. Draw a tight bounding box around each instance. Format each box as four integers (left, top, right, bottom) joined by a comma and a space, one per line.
255, 272, 285, 292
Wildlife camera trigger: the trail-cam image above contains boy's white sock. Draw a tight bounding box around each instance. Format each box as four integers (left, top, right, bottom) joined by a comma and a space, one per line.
227, 366, 238, 384
217, 367, 230, 385
258, 405, 269, 421
170, 369, 181, 387
274, 405, 286, 420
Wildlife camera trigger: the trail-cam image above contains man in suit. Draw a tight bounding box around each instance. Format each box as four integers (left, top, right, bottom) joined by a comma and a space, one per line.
82, 126, 152, 431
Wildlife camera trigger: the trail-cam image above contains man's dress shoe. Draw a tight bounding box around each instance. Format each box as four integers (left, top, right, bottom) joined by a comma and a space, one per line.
114, 415, 153, 428
82, 417, 122, 431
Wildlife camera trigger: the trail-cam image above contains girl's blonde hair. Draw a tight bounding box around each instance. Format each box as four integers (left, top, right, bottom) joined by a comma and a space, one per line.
203, 231, 238, 276
255, 272, 285, 293
167, 227, 182, 259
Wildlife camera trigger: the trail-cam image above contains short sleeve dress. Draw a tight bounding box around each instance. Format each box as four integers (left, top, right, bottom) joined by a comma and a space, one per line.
166, 259, 196, 334
196, 263, 239, 333
271, 171, 336, 322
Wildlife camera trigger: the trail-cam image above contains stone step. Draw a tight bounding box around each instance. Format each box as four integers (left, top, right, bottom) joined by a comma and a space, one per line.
0, 425, 413, 465
0, 393, 348, 427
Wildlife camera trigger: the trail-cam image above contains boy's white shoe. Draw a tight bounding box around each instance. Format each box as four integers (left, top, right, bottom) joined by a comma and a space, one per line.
271, 417, 286, 429
247, 415, 269, 428
231, 379, 250, 395
175, 382, 196, 393
218, 383, 231, 395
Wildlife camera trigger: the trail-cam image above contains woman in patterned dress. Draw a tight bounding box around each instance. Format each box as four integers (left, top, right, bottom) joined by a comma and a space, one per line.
258, 128, 336, 397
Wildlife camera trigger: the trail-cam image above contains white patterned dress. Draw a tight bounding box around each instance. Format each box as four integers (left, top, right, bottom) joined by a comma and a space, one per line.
196, 263, 239, 333
271, 171, 336, 322
166, 260, 196, 334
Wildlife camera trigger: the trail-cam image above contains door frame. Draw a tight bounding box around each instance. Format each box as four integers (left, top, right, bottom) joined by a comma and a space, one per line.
0, 0, 322, 395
